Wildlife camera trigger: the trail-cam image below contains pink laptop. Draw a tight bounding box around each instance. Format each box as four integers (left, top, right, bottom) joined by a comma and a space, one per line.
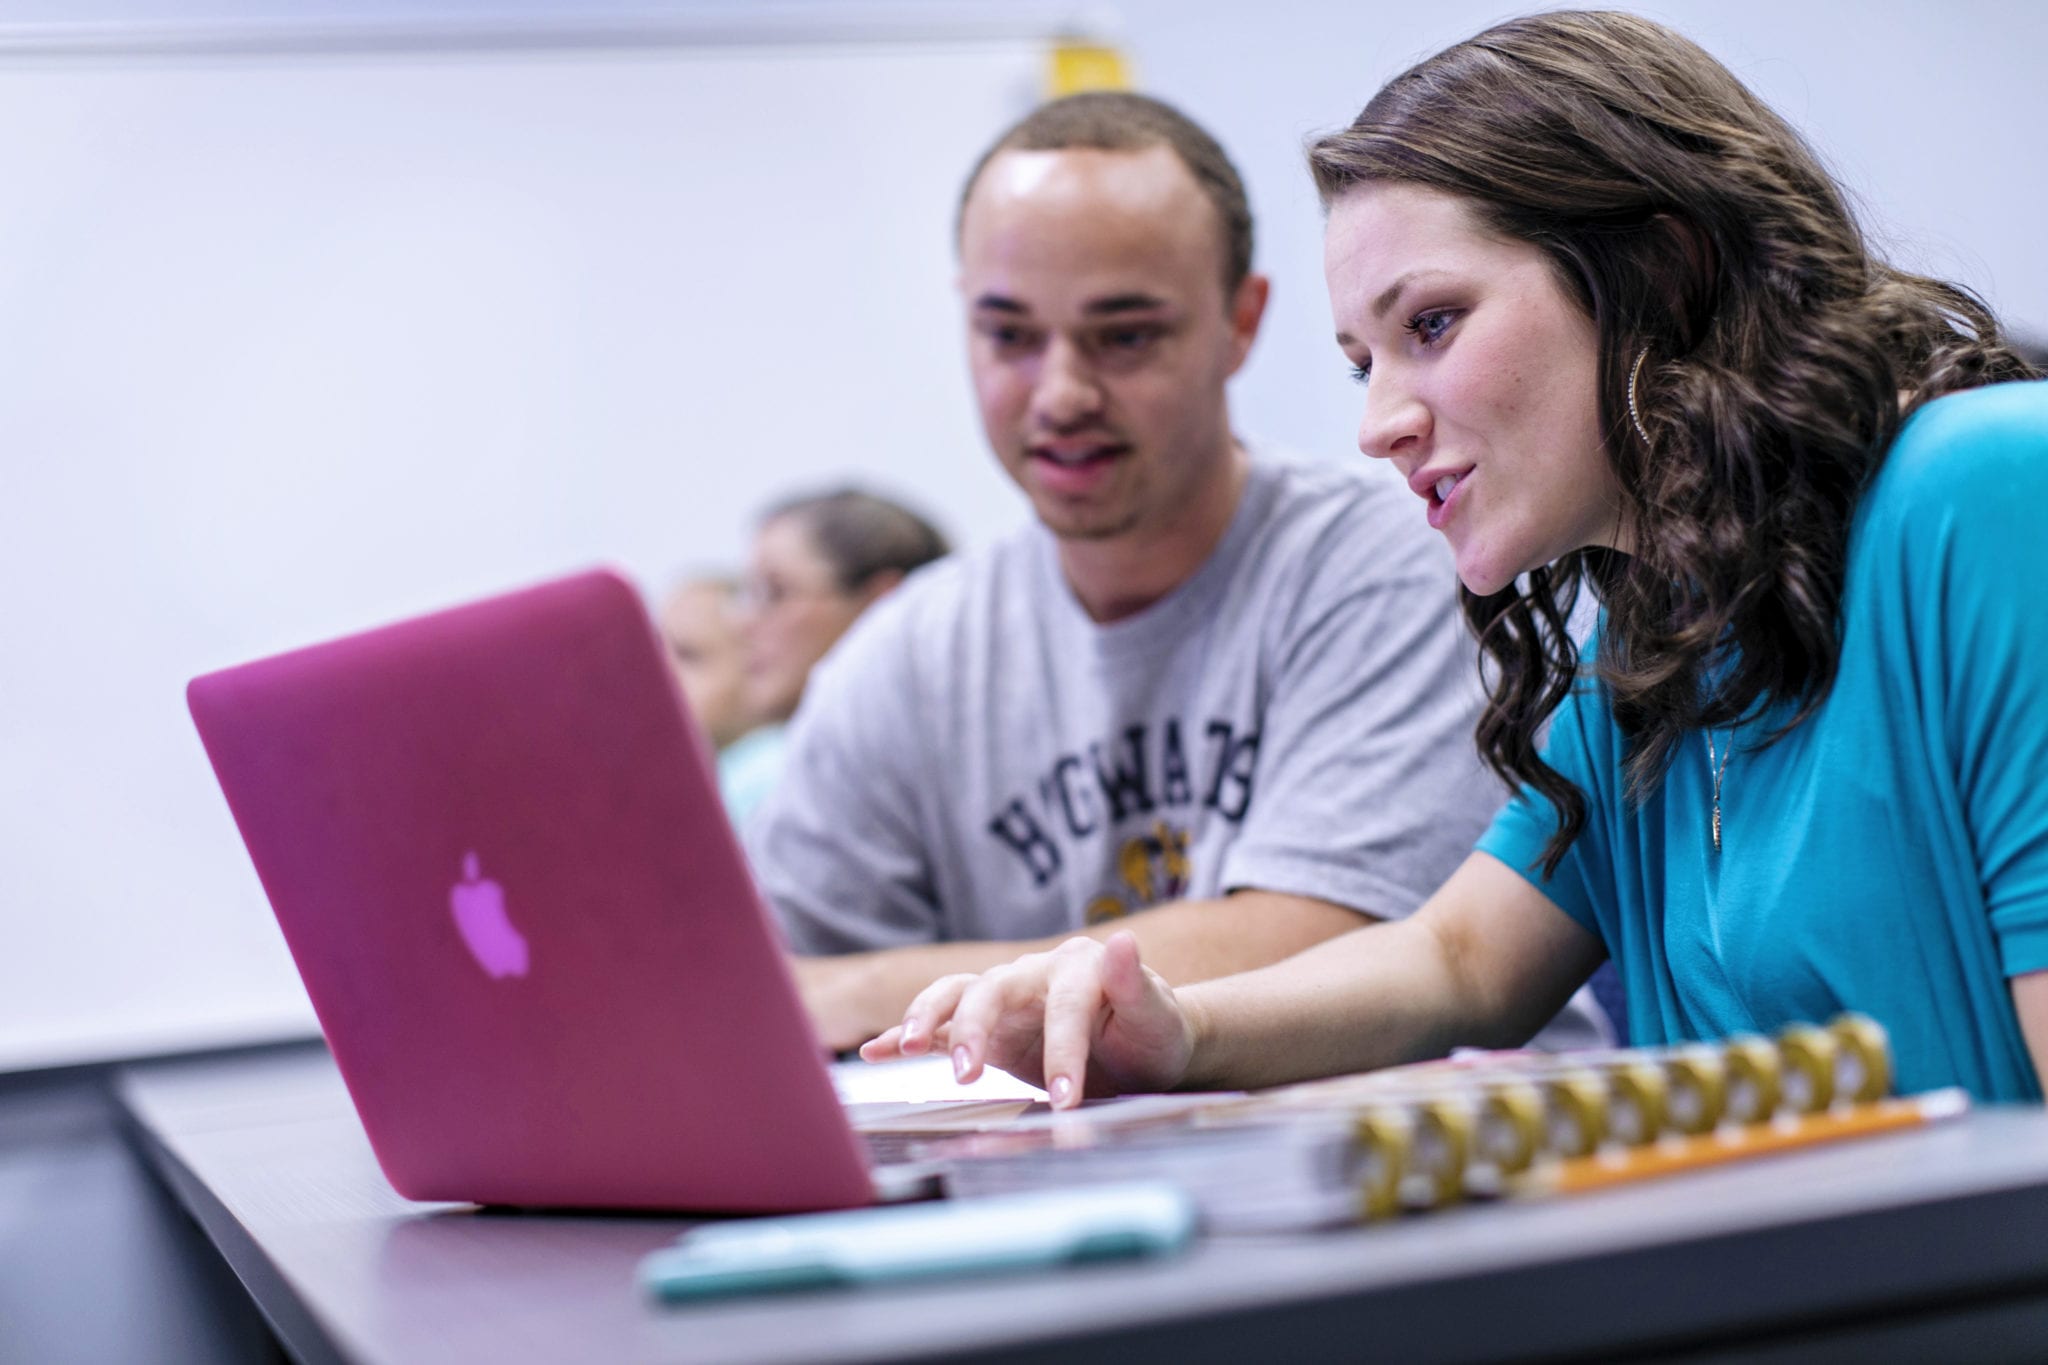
187, 568, 878, 1213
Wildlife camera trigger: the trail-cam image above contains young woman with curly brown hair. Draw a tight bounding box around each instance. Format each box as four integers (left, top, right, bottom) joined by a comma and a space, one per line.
863, 10, 2047, 1107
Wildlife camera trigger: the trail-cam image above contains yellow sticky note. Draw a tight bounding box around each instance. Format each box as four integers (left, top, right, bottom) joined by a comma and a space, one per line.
1045, 41, 1132, 98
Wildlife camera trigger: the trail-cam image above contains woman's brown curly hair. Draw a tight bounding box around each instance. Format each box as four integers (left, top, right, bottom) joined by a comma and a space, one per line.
1308, 10, 2040, 874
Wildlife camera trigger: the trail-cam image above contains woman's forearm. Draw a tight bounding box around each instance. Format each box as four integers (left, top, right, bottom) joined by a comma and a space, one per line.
1176, 915, 1475, 1089
1177, 853, 1604, 1090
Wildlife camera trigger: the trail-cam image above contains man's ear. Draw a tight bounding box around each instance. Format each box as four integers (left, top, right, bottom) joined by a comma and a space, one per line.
1224, 272, 1271, 376
854, 568, 906, 608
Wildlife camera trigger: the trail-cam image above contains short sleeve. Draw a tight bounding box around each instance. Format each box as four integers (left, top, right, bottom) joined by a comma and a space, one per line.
1901, 385, 2048, 974
744, 592, 943, 956
1214, 509, 1502, 921
1474, 667, 1616, 940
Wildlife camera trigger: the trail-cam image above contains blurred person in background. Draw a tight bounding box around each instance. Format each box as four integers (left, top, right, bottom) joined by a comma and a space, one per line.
729, 487, 951, 822
657, 574, 778, 821
658, 575, 753, 749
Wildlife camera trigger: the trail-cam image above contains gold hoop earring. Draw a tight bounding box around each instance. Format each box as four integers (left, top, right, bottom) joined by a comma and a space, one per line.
1627, 346, 1653, 447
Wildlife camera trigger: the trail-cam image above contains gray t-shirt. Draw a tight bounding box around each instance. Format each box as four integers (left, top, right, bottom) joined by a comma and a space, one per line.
749, 451, 1611, 1048
752, 451, 1502, 939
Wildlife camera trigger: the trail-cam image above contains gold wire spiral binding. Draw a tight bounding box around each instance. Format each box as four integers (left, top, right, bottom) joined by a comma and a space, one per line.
1601, 1060, 1669, 1147
1719, 1036, 1784, 1126
1776, 1025, 1839, 1114
1310, 1013, 1895, 1221
1405, 1099, 1477, 1209
1829, 1015, 1893, 1104
1352, 1109, 1413, 1222
1541, 1071, 1611, 1159
1658, 1046, 1728, 1135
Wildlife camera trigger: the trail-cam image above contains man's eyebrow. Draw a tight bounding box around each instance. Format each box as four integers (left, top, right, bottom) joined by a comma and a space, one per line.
1083, 293, 1170, 316
971, 292, 1171, 317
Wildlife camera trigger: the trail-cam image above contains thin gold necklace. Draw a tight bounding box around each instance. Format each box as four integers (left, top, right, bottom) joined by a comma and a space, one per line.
1705, 730, 1733, 852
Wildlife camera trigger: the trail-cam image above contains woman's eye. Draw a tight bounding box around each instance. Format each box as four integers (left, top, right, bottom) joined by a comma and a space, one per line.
1406, 309, 1458, 346
1348, 362, 1372, 386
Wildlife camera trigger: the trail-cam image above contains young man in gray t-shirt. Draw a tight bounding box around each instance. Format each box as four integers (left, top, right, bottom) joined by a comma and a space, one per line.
747, 92, 1607, 1054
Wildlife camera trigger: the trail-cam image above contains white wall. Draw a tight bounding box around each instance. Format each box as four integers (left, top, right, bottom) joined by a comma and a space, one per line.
1, 0, 2040, 1069
0, 22, 1044, 1069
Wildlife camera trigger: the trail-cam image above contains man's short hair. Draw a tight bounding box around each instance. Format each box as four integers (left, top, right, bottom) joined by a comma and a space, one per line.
956, 91, 1254, 294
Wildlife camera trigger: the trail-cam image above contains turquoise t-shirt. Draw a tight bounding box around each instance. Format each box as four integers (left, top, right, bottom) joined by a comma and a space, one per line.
1478, 381, 2048, 1101
718, 723, 787, 829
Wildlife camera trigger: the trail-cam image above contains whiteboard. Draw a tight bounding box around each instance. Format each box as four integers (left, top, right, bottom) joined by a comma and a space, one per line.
0, 31, 1047, 1069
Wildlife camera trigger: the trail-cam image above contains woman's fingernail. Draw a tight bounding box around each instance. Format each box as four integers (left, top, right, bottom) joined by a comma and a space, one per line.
952, 1046, 971, 1081
1050, 1075, 1074, 1107
902, 1017, 920, 1042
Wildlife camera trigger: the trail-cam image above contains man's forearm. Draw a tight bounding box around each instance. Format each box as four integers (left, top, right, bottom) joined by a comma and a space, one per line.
797, 890, 1371, 1052
1089, 890, 1374, 986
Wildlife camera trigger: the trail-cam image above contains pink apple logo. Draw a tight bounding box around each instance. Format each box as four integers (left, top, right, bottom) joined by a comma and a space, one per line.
449, 852, 529, 979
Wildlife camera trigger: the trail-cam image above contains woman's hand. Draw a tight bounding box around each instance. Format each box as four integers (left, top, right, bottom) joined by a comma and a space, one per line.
858, 932, 1197, 1109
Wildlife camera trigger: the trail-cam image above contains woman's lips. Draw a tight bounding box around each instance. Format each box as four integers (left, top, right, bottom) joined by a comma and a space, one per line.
1427, 468, 1469, 531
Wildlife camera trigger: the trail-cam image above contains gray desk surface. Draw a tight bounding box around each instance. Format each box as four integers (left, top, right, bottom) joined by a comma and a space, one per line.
119, 1045, 2048, 1364
0, 1064, 280, 1365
